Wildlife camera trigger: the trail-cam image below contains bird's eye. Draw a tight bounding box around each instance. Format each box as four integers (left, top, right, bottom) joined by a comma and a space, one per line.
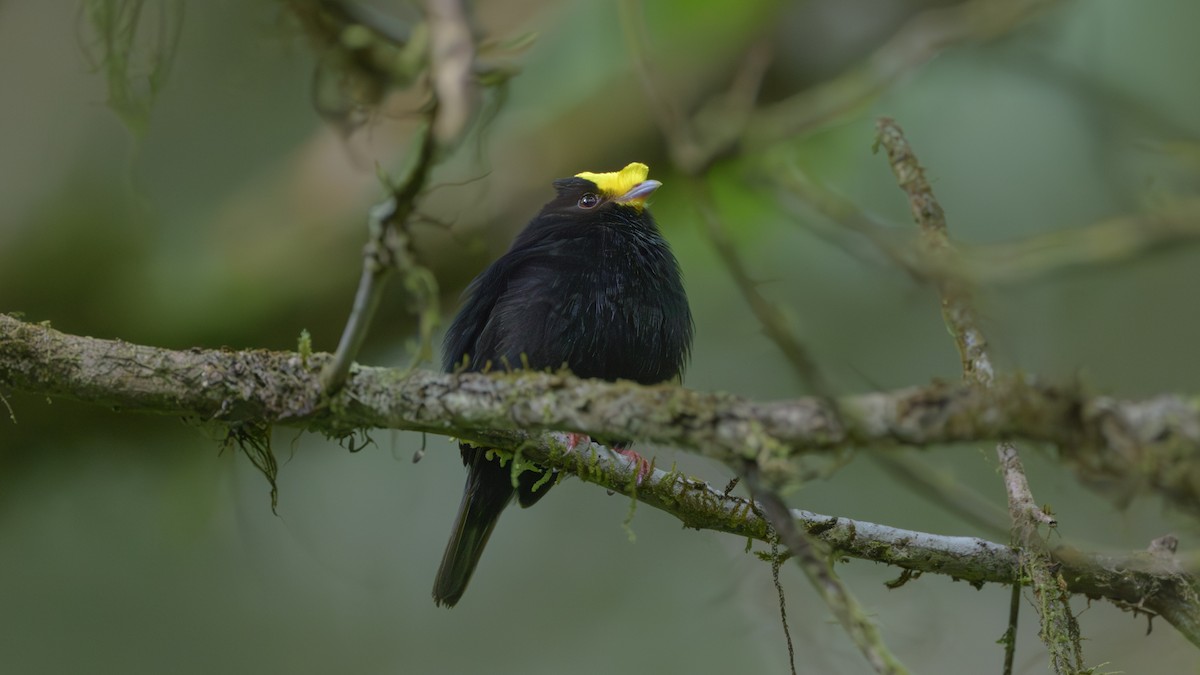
578, 193, 600, 209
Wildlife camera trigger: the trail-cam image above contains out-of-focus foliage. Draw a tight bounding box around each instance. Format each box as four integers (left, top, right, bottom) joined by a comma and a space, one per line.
1, 1, 1199, 673
81, 0, 184, 136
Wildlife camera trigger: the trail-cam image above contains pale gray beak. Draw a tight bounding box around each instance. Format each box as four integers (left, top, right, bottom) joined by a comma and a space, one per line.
613, 179, 662, 206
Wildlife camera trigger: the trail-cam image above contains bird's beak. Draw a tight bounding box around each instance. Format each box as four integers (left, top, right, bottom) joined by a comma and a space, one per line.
613, 179, 662, 209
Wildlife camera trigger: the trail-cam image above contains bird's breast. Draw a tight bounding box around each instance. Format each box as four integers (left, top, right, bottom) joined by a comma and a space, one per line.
549, 253, 687, 384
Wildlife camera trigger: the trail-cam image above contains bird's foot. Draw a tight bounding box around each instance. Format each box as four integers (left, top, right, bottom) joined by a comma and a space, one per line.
616, 448, 653, 486
554, 432, 591, 455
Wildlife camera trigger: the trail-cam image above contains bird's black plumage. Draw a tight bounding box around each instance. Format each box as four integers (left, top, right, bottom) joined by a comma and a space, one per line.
432, 164, 693, 607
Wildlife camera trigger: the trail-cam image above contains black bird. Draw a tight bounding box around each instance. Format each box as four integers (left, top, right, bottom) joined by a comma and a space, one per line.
433, 162, 693, 607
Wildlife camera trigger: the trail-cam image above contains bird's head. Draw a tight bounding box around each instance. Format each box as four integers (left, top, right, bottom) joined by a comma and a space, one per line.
549, 162, 662, 216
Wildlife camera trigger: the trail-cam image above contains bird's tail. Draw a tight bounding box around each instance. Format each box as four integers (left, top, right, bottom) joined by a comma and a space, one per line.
432, 450, 514, 607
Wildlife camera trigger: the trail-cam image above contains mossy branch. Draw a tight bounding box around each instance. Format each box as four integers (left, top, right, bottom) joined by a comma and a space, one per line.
6, 314, 1200, 511
4, 311, 1200, 649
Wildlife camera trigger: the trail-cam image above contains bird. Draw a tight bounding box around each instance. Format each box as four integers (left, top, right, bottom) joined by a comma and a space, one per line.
432, 162, 693, 607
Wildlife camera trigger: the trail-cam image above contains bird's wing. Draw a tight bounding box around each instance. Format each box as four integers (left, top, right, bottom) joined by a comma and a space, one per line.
443, 238, 583, 373
441, 251, 520, 373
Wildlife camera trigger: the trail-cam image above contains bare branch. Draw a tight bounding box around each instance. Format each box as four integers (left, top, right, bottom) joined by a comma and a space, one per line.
871, 452, 1011, 539
958, 201, 1200, 284
775, 166, 1200, 288
744, 0, 1064, 147
323, 120, 440, 392
618, 0, 834, 397
302, 0, 483, 394
425, 0, 478, 145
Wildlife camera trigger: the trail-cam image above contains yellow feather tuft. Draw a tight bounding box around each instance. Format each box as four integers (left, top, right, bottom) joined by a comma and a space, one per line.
575, 162, 651, 200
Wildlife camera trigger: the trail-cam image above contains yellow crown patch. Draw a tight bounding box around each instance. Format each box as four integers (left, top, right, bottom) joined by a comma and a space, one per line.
575, 162, 650, 199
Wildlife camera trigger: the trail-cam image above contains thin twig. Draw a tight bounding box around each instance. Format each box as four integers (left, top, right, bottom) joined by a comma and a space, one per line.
616, 0, 699, 170
871, 452, 1011, 540
322, 119, 439, 392
744, 465, 910, 675
775, 166, 1200, 288
618, 4, 904, 669
618, 0, 835, 397
1003, 580, 1021, 675
958, 200, 1200, 284
686, 180, 838, 396
743, 0, 1064, 148
320, 0, 482, 394
772, 163, 925, 281
768, 537, 798, 675
286, 0, 426, 133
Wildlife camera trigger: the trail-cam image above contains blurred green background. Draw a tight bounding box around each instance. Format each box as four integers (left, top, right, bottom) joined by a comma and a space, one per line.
3, 1, 1199, 673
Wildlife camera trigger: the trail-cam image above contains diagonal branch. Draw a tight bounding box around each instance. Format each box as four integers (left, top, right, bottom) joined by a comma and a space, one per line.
321, 0, 485, 393
323, 118, 440, 392
743, 0, 1064, 148
618, 0, 835, 398
742, 465, 910, 674
875, 117, 1085, 673
774, 166, 1200, 288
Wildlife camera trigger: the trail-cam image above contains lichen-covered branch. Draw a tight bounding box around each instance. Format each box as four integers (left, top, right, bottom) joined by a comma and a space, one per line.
875, 117, 1085, 673
512, 435, 1200, 650
2, 311, 1199, 646
6, 313, 1200, 511
873, 118, 993, 383
536, 438, 1200, 646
